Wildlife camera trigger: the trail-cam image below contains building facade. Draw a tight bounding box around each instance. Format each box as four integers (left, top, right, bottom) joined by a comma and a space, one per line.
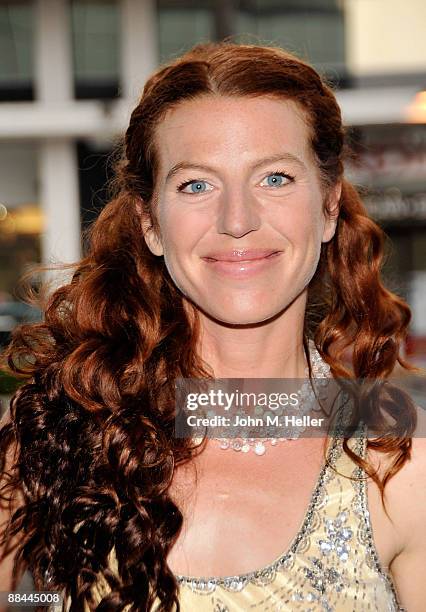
1, 0, 426, 362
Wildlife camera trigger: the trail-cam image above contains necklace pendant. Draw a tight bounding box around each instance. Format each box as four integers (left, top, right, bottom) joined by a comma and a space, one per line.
231, 439, 243, 451
213, 340, 330, 456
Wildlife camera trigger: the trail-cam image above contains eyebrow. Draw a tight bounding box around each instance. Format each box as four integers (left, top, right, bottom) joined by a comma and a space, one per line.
165, 152, 307, 183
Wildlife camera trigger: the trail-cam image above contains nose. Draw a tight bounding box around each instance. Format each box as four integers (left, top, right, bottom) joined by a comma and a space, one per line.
216, 186, 261, 238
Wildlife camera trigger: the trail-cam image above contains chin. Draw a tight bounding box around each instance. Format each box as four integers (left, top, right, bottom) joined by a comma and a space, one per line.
201, 304, 286, 326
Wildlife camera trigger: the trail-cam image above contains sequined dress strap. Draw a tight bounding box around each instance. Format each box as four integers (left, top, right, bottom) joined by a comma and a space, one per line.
303, 422, 406, 612
175, 418, 406, 612
174, 422, 344, 595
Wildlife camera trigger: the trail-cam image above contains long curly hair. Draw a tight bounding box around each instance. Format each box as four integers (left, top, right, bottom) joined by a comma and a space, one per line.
0, 41, 418, 612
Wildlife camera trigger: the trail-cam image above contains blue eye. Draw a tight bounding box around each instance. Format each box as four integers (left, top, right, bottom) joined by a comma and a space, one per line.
176, 171, 294, 194
260, 172, 294, 188
267, 175, 284, 187
177, 179, 212, 194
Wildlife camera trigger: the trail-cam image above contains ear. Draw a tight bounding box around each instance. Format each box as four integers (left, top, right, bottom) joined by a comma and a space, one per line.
321, 181, 341, 243
136, 199, 164, 256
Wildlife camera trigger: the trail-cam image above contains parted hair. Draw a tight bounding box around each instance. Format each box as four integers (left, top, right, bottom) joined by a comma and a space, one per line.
0, 41, 417, 612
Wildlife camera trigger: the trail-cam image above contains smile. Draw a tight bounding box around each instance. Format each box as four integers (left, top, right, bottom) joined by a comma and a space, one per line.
201, 251, 283, 279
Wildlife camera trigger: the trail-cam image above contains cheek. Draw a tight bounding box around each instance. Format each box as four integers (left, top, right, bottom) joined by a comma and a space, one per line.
158, 204, 183, 249
158, 207, 204, 284
159, 203, 210, 253
275, 198, 324, 244
160, 236, 189, 297
161, 228, 184, 277
302, 196, 326, 238
277, 200, 324, 281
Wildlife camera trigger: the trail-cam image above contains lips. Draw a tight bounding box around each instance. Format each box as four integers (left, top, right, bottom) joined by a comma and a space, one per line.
202, 249, 282, 262
200, 249, 283, 280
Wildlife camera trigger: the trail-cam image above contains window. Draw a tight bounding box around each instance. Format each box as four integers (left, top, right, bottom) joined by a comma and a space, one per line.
158, 0, 215, 63
236, 0, 346, 86
0, 1, 34, 101
71, 0, 121, 99
157, 0, 347, 86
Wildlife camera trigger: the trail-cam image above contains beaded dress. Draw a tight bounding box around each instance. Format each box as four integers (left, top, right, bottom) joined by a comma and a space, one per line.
80, 423, 406, 612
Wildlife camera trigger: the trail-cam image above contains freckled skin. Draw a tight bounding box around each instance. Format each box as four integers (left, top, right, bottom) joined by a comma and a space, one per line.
139, 97, 426, 609
137, 96, 344, 577
143, 96, 339, 329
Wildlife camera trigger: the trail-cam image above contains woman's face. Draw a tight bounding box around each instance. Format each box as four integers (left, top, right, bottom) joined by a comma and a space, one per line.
142, 95, 340, 325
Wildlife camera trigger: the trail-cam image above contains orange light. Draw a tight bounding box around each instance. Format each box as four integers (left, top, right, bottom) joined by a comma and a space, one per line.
405, 90, 426, 123
0, 204, 44, 236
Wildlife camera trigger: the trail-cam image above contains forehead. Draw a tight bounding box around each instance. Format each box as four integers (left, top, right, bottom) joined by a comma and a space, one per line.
153, 95, 314, 173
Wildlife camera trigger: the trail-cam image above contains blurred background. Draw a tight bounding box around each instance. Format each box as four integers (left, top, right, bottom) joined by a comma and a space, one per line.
0, 0, 425, 601
1, 0, 426, 376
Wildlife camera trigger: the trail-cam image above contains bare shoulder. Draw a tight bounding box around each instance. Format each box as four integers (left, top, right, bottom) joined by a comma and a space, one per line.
367, 406, 426, 611
383, 433, 426, 525
367, 405, 426, 527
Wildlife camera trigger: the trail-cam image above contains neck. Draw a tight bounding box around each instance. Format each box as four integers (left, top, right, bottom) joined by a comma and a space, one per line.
193, 293, 307, 379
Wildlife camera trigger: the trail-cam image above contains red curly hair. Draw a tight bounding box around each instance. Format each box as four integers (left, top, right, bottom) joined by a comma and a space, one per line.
0, 41, 417, 612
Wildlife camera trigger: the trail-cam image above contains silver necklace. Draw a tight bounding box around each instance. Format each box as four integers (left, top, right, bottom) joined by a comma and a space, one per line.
214, 342, 331, 456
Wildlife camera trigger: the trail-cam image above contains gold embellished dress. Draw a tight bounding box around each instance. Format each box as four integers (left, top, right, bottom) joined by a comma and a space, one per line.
81, 425, 406, 612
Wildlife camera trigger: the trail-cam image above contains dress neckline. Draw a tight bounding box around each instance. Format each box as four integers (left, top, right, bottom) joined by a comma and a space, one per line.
173, 407, 349, 592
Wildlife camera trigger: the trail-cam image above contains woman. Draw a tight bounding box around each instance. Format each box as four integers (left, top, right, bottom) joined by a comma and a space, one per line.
1, 41, 425, 612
